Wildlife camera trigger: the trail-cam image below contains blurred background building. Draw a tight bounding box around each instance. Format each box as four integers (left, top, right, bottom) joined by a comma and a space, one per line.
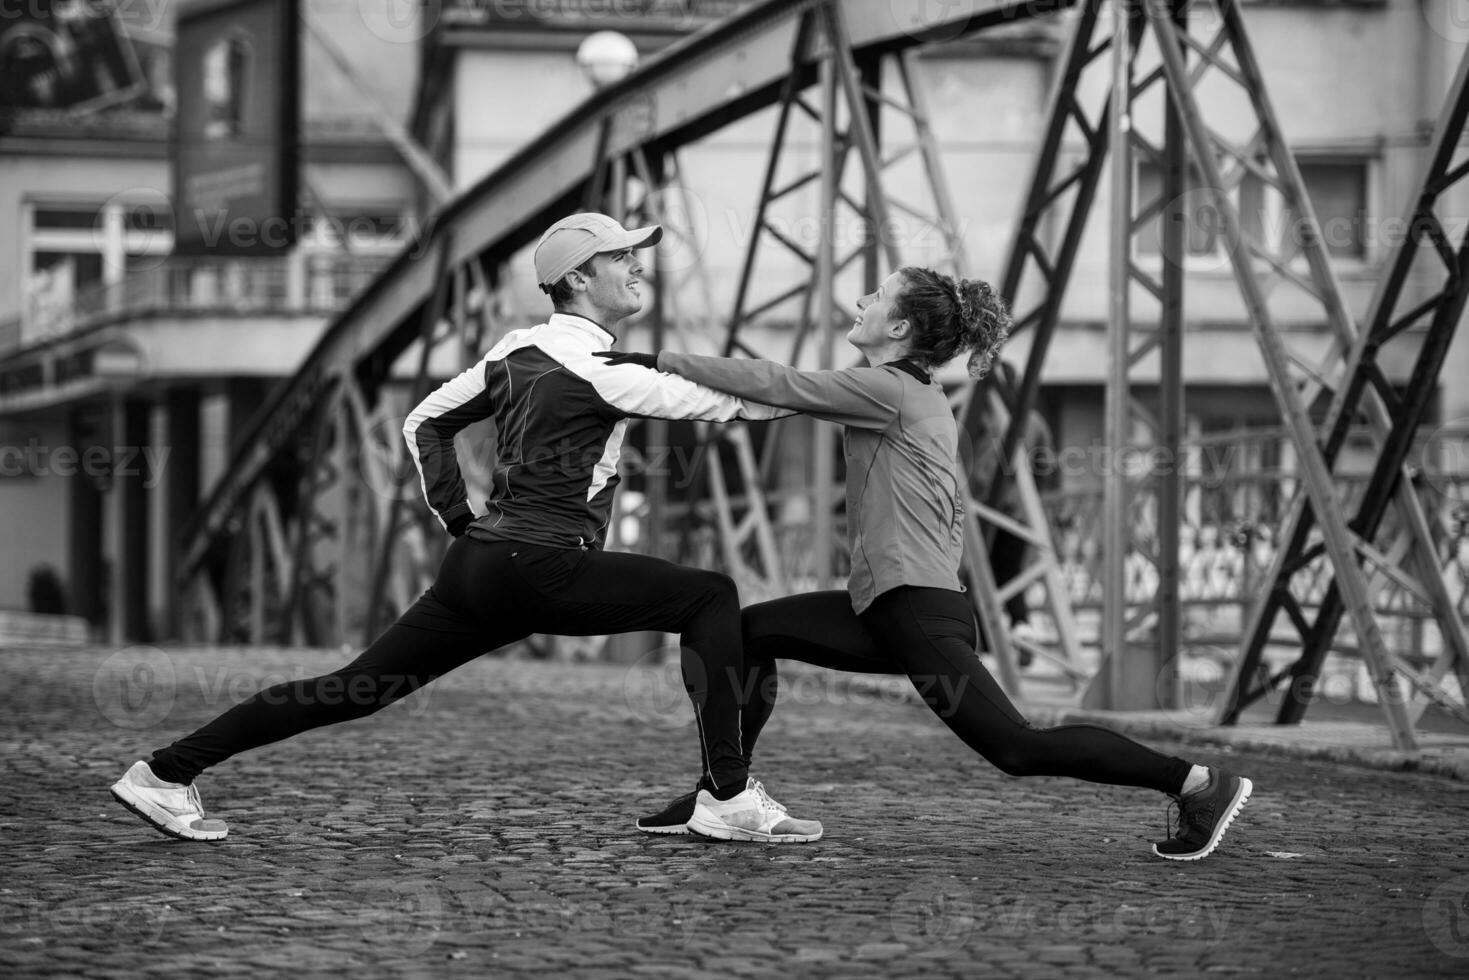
0, 0, 1465, 668
0, 0, 430, 638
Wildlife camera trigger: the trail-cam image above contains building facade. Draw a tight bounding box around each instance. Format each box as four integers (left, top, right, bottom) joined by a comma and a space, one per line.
0, 0, 1463, 642
0, 0, 421, 634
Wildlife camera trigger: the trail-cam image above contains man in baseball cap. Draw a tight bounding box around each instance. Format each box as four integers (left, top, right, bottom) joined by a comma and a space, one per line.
112, 209, 820, 846
535, 212, 663, 288
533, 213, 664, 328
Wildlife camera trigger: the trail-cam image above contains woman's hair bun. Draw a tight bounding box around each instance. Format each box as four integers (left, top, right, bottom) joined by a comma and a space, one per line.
894, 266, 1011, 376
959, 278, 1010, 378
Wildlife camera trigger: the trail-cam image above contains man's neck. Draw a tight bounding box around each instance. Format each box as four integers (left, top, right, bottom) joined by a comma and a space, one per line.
557, 304, 619, 335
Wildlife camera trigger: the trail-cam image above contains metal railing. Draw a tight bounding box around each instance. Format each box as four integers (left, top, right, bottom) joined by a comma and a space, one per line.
1045, 425, 1469, 667
0, 251, 394, 355
626, 424, 1469, 674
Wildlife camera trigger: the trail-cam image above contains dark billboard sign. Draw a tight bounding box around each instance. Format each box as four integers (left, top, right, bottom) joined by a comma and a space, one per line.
0, 0, 146, 115
173, 0, 300, 255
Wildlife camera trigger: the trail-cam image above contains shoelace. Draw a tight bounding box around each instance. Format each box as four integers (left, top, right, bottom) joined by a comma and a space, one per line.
1163, 796, 1182, 840
186, 784, 206, 817
748, 780, 788, 815
1163, 792, 1216, 840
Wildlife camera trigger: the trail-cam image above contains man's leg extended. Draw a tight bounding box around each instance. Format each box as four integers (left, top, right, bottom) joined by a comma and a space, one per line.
503, 544, 748, 792
144, 596, 515, 785
635, 590, 879, 837
504, 544, 821, 841
113, 538, 528, 839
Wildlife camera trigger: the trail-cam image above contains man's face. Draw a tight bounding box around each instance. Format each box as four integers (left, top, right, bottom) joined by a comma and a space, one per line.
581, 248, 645, 320
848, 269, 907, 349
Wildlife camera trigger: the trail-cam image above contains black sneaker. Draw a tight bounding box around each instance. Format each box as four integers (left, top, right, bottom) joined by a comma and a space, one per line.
1153, 768, 1252, 860
635, 787, 699, 835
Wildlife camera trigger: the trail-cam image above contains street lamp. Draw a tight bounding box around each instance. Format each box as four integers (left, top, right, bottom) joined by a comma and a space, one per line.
576, 30, 639, 89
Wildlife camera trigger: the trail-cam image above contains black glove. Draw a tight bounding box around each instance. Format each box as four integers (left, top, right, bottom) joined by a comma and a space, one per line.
446, 511, 474, 538
594, 350, 659, 370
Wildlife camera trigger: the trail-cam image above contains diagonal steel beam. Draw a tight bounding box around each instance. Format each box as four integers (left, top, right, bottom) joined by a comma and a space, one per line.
1144, 0, 1416, 749
1224, 46, 1469, 729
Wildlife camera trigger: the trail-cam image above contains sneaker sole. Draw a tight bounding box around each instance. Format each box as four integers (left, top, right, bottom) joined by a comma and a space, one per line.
685, 813, 822, 844
635, 822, 691, 835
110, 783, 228, 842
1152, 777, 1252, 861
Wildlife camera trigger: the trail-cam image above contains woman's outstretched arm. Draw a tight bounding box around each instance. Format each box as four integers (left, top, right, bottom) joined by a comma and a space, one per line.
656, 351, 904, 429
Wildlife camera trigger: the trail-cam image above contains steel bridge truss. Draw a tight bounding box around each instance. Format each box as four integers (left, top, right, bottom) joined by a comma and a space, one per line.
962, 0, 1469, 743
172, 0, 1469, 748
1220, 47, 1469, 739
177, 0, 1076, 649
503, 1, 1088, 684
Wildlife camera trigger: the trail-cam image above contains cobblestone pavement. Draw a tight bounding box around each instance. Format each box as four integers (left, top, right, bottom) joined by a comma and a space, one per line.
3, 645, 1468, 979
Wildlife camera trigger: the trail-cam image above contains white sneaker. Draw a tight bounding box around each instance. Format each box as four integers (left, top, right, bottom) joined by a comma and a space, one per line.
110, 760, 228, 841
686, 778, 822, 843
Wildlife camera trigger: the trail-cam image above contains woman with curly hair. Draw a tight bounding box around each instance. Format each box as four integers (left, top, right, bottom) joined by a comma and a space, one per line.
599, 266, 1251, 860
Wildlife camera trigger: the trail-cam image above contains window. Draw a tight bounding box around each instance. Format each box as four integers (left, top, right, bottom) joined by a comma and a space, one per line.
27, 252, 104, 333
1136, 157, 1370, 264
34, 208, 101, 230
123, 202, 173, 235
1136, 165, 1226, 258
1295, 160, 1368, 260
300, 209, 409, 254
32, 252, 105, 291
202, 36, 252, 141
22, 198, 174, 339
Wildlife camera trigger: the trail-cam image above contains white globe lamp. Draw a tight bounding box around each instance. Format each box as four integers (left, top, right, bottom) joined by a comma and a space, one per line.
576, 31, 639, 89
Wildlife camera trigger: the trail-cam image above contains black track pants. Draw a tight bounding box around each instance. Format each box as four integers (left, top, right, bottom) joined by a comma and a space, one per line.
148, 537, 749, 790
739, 586, 1191, 794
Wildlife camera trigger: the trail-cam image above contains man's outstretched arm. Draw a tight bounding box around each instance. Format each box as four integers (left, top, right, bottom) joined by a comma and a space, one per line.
571, 348, 794, 423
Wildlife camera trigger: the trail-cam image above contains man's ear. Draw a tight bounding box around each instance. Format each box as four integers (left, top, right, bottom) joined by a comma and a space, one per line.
888, 318, 912, 340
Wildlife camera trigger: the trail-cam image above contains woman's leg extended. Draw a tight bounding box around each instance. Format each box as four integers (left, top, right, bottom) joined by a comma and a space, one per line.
147, 538, 529, 784
739, 591, 903, 761
863, 586, 1192, 795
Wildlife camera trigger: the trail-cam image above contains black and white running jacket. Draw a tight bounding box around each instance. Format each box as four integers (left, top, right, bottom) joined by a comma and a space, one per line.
403, 313, 787, 549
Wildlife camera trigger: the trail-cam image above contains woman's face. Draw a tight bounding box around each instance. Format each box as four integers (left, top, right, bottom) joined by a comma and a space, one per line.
847, 270, 909, 351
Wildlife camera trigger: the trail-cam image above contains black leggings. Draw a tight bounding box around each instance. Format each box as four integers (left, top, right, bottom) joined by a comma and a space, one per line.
738, 587, 1191, 795
148, 537, 750, 790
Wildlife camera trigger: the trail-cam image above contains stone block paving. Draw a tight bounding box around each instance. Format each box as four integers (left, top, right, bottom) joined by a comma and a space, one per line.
2, 645, 1468, 978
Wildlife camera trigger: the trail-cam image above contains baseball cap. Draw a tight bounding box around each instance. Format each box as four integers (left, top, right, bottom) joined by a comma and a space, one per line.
534, 212, 664, 286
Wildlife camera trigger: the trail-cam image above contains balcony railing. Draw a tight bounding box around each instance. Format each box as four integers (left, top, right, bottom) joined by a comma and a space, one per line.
0, 251, 394, 355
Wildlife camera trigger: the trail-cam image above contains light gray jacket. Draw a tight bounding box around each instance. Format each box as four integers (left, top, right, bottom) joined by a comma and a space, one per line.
659, 352, 965, 613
